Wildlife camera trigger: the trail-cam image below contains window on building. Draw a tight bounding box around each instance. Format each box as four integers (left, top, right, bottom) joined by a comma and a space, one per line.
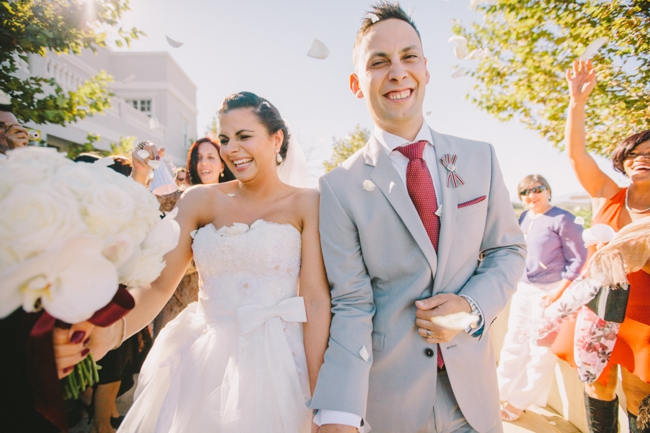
126, 99, 153, 117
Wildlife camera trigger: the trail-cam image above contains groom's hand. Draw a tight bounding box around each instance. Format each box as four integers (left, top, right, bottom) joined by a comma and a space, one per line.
318, 425, 359, 433
414, 294, 472, 343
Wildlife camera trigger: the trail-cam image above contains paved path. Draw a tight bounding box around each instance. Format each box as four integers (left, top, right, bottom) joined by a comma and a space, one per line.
503, 405, 581, 433
71, 387, 583, 433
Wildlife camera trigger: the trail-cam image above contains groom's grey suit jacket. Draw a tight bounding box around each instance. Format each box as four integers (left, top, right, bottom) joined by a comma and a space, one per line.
311, 129, 526, 432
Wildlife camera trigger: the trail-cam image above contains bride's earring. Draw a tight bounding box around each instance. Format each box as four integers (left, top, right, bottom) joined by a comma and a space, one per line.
276, 152, 283, 164
219, 171, 224, 178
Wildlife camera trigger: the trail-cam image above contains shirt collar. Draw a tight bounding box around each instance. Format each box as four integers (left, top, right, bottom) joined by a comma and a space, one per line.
373, 123, 434, 155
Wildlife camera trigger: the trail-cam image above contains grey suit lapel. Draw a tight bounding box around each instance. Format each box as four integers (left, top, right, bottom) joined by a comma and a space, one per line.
364, 138, 438, 270
431, 129, 458, 293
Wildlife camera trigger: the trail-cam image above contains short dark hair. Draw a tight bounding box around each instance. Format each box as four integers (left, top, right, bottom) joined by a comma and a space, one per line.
73, 153, 101, 163
353, 2, 421, 65
518, 174, 552, 201
611, 130, 650, 175
73, 153, 132, 177
218, 91, 290, 165
0, 104, 12, 112
186, 137, 235, 185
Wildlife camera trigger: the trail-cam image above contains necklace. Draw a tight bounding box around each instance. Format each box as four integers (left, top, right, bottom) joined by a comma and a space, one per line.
624, 188, 650, 213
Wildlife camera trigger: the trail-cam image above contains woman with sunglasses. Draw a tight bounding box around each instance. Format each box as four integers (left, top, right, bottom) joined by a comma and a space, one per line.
552, 60, 650, 432
497, 174, 587, 421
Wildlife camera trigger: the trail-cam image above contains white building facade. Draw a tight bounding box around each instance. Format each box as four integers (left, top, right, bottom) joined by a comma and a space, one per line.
25, 48, 197, 166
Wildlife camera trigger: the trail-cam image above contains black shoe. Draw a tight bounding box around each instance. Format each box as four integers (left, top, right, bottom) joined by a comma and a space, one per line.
584, 392, 618, 433
110, 415, 125, 429
629, 412, 638, 433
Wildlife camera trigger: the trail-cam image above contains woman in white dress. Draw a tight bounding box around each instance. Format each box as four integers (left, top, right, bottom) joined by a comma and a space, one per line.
59, 91, 331, 432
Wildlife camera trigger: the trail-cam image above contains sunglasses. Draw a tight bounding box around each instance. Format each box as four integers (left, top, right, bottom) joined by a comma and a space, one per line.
519, 185, 547, 196
626, 151, 650, 160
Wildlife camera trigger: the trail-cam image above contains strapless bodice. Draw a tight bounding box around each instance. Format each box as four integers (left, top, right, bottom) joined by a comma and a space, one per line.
191, 219, 302, 313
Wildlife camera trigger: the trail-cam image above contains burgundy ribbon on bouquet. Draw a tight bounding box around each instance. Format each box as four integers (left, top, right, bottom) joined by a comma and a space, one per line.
27, 285, 134, 432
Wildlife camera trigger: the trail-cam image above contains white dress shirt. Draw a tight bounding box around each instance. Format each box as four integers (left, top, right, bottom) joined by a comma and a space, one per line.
314, 123, 483, 429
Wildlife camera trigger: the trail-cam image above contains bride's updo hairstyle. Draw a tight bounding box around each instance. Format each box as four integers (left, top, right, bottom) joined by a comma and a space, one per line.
219, 91, 290, 165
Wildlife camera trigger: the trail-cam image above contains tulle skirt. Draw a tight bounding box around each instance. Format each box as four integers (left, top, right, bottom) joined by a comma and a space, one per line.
118, 302, 311, 433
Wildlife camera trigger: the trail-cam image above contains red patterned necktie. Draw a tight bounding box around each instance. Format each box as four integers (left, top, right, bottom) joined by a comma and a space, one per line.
396, 140, 444, 369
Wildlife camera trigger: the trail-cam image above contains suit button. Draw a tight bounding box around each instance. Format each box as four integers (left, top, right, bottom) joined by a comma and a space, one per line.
424, 348, 434, 358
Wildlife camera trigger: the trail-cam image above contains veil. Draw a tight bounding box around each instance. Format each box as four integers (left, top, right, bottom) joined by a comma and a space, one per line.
277, 133, 314, 188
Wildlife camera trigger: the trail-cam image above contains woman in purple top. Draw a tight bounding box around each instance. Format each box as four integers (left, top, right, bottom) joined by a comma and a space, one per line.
497, 174, 587, 421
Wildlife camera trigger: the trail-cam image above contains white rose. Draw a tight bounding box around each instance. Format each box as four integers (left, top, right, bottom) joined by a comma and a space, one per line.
53, 163, 100, 203
119, 246, 166, 288
118, 209, 180, 286
0, 147, 72, 195
0, 236, 118, 322
0, 183, 85, 265
82, 181, 137, 239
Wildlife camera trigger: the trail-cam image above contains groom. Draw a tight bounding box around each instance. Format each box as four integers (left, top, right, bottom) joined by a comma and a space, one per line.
311, 3, 525, 433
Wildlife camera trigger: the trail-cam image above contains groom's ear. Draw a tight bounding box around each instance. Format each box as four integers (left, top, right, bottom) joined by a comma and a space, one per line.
350, 73, 364, 99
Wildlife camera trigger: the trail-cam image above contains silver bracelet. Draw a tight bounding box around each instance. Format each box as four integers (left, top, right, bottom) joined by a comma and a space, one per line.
113, 317, 127, 350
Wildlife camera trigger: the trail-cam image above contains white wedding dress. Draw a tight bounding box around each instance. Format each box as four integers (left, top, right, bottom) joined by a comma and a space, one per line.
118, 220, 312, 433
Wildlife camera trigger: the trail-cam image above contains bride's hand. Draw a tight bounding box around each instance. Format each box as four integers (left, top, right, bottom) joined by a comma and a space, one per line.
53, 320, 123, 378
53, 322, 94, 379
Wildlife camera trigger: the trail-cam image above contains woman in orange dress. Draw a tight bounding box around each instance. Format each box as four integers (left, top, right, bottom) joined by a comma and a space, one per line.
554, 59, 650, 433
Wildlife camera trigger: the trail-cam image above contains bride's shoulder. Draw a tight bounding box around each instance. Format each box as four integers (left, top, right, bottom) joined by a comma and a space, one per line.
289, 187, 319, 222
181, 182, 232, 201
175, 183, 232, 216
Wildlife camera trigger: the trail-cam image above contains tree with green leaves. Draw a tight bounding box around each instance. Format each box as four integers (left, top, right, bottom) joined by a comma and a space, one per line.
323, 124, 369, 172
452, 0, 649, 156
0, 0, 142, 125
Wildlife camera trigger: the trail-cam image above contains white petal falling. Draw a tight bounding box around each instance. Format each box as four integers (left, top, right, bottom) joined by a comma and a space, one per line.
467, 49, 486, 60
165, 35, 184, 48
451, 68, 466, 78
579, 37, 608, 60
448, 35, 469, 59
307, 38, 329, 60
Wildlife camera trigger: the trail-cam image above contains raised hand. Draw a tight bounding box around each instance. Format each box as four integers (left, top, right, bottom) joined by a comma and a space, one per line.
566, 60, 596, 104
130, 141, 160, 186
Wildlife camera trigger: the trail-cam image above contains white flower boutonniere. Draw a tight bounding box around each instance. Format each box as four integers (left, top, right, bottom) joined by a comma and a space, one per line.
362, 179, 376, 192
440, 153, 464, 188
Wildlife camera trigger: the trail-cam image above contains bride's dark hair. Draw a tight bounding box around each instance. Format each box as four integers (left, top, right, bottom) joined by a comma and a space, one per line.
218, 91, 290, 164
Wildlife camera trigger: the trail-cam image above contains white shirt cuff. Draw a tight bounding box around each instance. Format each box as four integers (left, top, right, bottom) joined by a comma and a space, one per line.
313, 410, 362, 428
459, 294, 484, 335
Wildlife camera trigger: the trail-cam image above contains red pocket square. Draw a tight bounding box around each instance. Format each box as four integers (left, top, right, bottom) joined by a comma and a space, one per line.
458, 195, 486, 208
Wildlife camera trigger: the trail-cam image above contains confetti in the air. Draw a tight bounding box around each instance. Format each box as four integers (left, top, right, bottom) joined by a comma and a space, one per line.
579, 37, 608, 61
448, 35, 469, 59
165, 35, 184, 48
307, 38, 329, 60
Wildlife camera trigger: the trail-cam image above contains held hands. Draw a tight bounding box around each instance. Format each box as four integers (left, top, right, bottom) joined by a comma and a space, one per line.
53, 322, 94, 379
566, 60, 596, 105
415, 294, 472, 344
53, 320, 122, 379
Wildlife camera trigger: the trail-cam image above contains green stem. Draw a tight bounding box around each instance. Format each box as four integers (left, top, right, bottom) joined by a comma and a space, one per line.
62, 354, 101, 400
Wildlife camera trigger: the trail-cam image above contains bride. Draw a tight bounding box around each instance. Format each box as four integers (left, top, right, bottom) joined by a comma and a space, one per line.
59, 91, 331, 432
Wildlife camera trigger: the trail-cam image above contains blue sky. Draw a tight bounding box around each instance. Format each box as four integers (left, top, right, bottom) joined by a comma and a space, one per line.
115, 0, 628, 200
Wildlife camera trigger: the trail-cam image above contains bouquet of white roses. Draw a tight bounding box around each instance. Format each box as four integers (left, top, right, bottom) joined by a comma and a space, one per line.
0, 147, 179, 426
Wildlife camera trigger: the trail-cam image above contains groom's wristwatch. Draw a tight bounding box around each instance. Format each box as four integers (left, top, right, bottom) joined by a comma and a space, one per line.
460, 295, 482, 334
